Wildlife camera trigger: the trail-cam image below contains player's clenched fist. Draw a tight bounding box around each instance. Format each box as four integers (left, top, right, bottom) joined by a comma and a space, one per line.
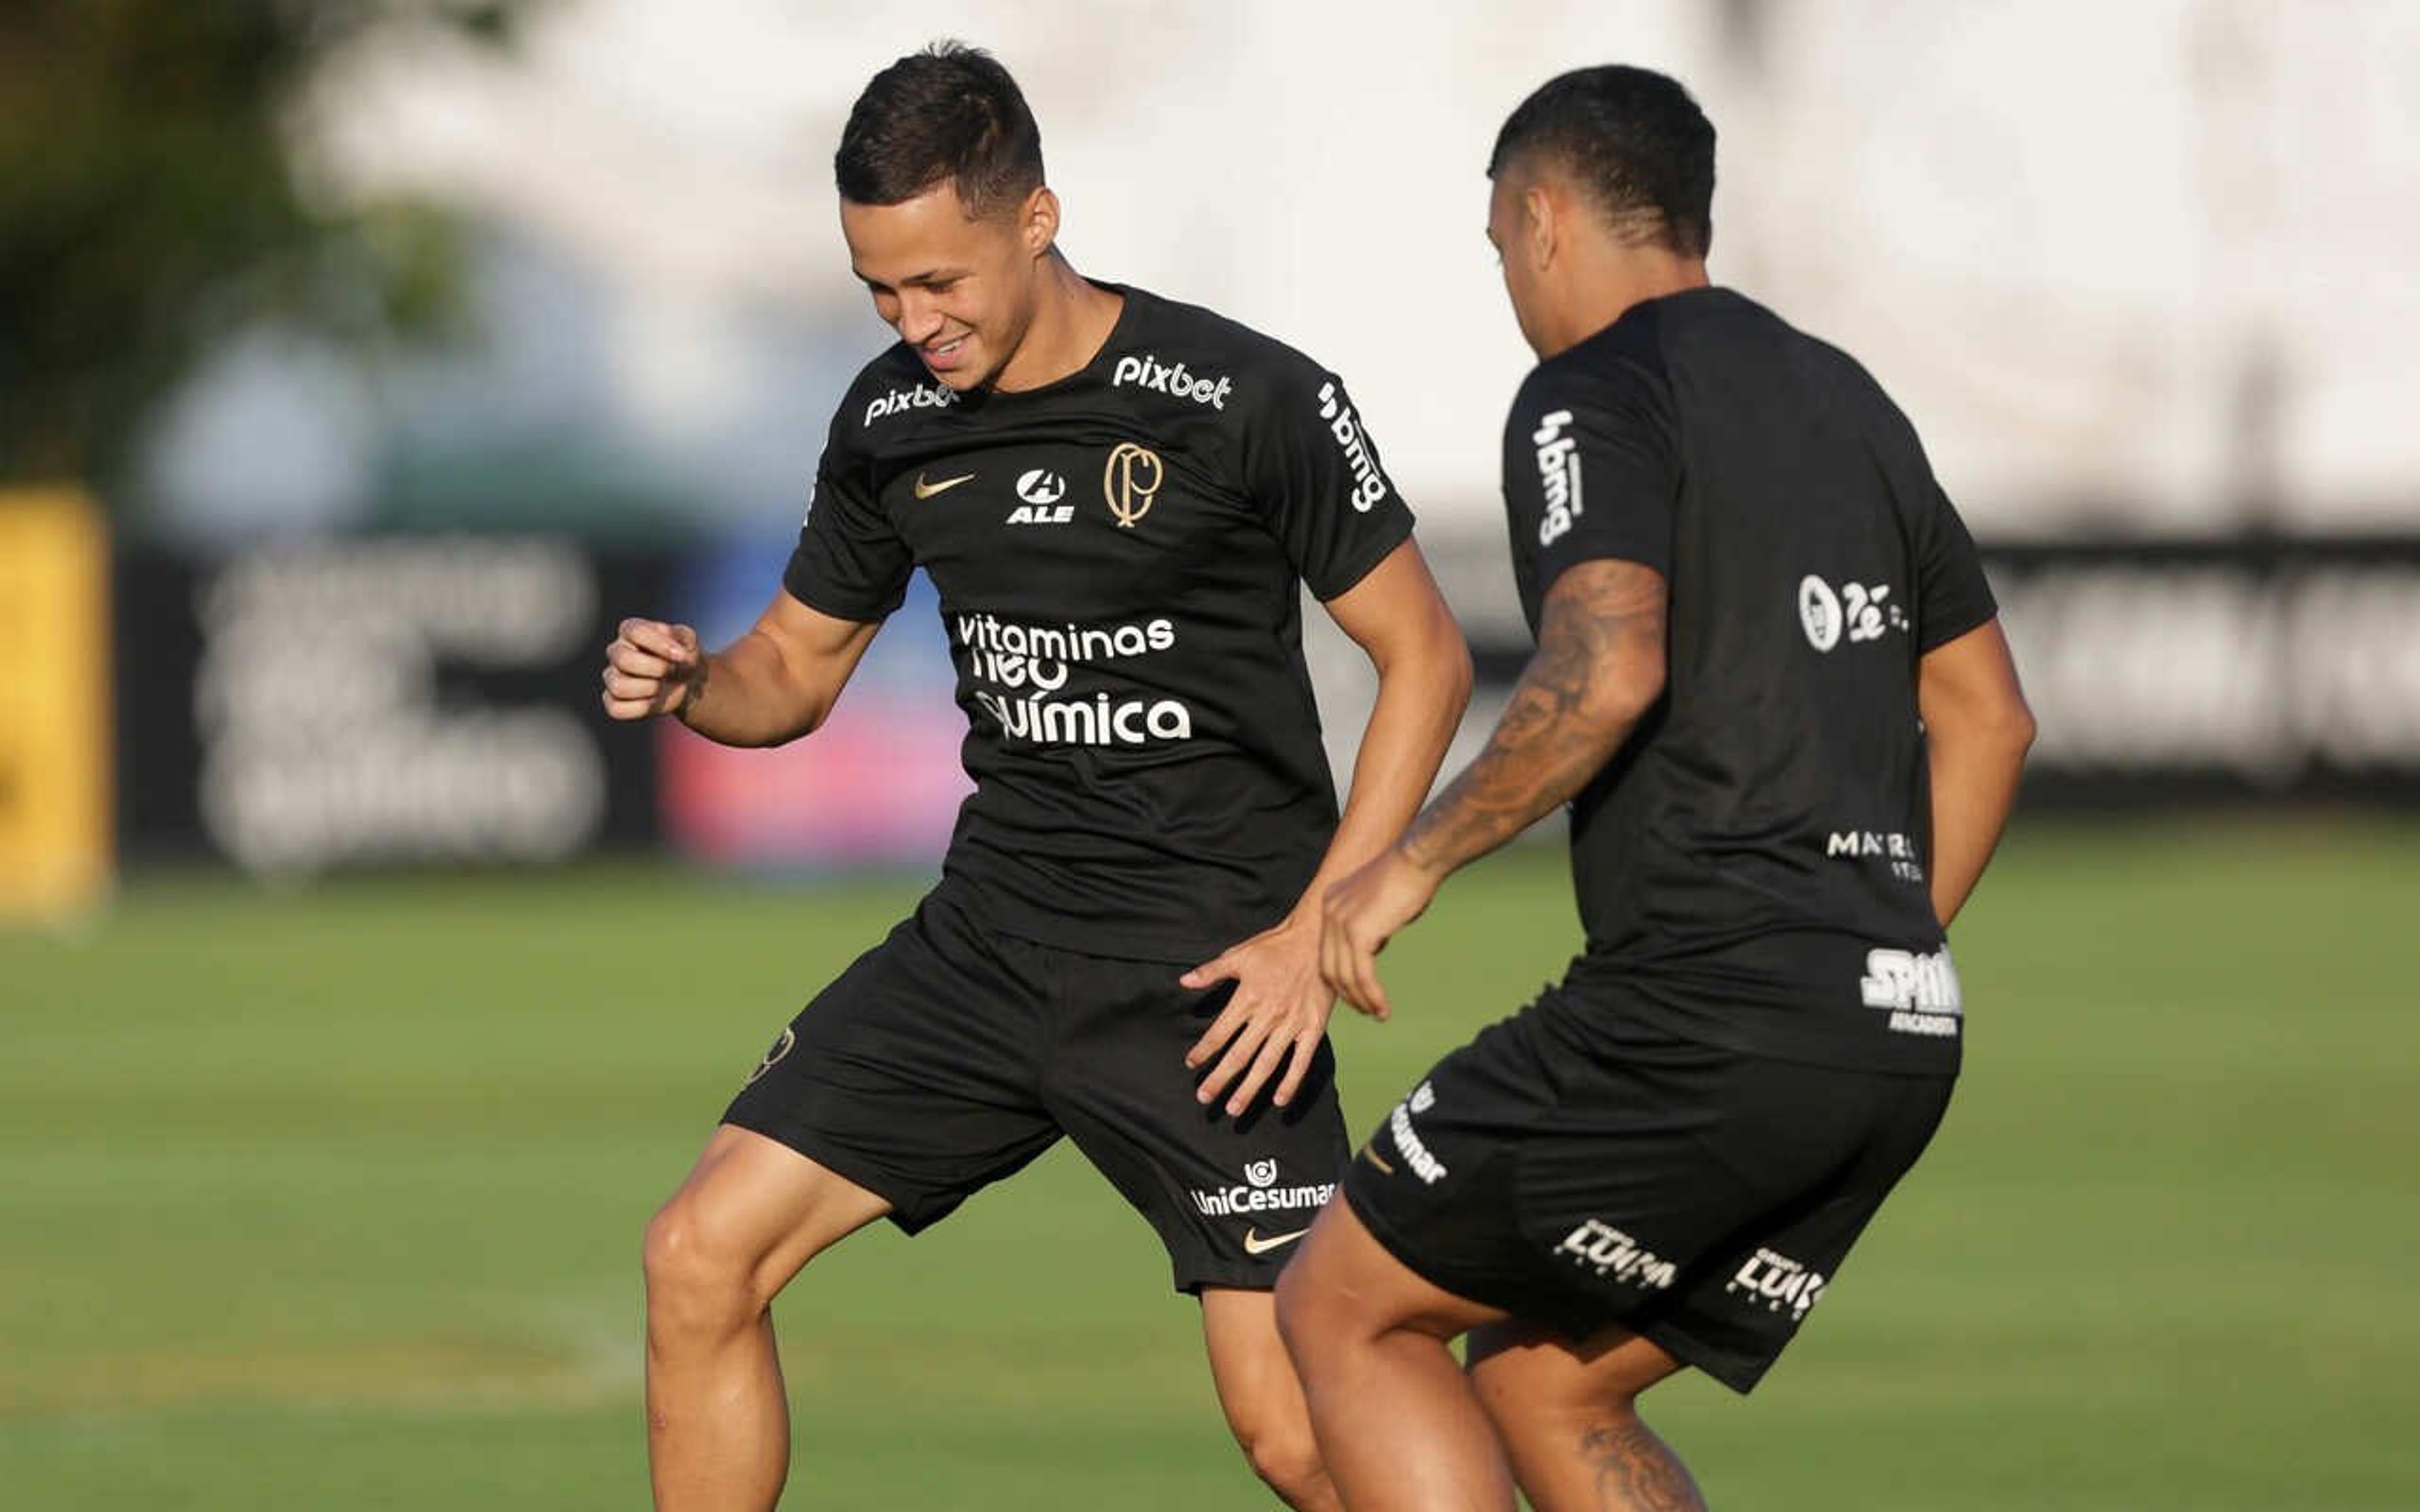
601, 617, 705, 720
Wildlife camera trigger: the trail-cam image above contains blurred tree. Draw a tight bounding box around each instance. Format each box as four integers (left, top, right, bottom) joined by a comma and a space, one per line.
0, 1, 534, 499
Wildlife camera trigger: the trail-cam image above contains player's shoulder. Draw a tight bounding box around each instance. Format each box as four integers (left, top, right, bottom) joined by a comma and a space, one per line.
1107, 284, 1344, 427
1509, 304, 1679, 441
824, 343, 960, 457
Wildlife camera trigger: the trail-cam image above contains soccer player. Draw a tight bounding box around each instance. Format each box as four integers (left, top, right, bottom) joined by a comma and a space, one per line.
1275, 66, 2035, 1511
600, 43, 1471, 1512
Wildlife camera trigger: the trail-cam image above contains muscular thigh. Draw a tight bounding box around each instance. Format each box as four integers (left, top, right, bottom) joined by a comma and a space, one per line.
651, 1125, 893, 1294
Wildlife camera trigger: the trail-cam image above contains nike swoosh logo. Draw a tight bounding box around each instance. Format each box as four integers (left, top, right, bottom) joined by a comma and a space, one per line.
913, 471, 975, 499
1243, 1226, 1308, 1257
1361, 1143, 1395, 1175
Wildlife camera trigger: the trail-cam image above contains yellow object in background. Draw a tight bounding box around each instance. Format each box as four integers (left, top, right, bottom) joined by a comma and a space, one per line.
0, 490, 112, 923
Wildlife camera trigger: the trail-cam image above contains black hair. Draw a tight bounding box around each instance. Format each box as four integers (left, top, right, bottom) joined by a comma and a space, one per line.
834, 40, 1044, 216
1489, 66, 1715, 258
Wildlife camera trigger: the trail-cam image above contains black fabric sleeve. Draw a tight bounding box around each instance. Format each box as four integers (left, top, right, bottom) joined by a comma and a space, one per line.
781, 414, 911, 623
1240, 362, 1415, 601
1912, 481, 1998, 652
1504, 360, 1679, 595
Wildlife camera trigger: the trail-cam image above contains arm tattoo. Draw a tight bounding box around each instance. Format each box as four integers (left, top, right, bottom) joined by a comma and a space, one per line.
1398, 559, 1666, 876
1579, 1419, 1707, 1511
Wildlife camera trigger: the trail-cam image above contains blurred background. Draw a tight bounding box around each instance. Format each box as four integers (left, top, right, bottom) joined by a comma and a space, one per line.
4, 2, 2416, 1508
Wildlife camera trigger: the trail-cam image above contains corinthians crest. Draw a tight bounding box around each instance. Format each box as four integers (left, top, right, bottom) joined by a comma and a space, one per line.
1102, 442, 1163, 528
744, 1026, 796, 1087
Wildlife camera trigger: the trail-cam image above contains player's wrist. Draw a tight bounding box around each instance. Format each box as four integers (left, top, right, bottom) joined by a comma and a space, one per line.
669, 656, 711, 727
1392, 835, 1452, 884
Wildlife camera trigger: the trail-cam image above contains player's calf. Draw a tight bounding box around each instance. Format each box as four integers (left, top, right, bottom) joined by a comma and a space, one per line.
1466, 1323, 1703, 1512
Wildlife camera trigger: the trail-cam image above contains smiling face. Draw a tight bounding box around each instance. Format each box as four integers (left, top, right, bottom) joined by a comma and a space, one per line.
840, 179, 1057, 391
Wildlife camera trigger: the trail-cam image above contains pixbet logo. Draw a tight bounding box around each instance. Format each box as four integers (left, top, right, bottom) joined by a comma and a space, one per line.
1534, 409, 1585, 546
863, 382, 957, 428
1799, 575, 1908, 652
1112, 352, 1233, 410
1317, 381, 1390, 513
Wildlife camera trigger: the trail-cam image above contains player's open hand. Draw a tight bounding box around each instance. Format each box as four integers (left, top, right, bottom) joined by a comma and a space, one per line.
601, 617, 705, 721
1318, 847, 1443, 1021
1180, 911, 1334, 1117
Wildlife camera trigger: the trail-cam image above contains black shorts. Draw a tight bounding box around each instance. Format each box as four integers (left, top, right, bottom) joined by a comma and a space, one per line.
723, 888, 1348, 1293
1341, 984, 1954, 1393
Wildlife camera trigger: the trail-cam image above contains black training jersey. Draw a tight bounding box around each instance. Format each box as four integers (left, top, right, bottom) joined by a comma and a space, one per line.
785, 284, 1413, 962
1502, 287, 1998, 1073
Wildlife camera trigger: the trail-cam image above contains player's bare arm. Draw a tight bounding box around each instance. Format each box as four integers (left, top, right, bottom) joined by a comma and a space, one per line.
1917, 617, 2034, 927
601, 588, 882, 748
1184, 539, 1472, 1114
1318, 558, 1668, 1019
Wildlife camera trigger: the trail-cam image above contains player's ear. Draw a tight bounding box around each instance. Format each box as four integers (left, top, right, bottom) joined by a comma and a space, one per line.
1523, 183, 1559, 271
1019, 185, 1059, 259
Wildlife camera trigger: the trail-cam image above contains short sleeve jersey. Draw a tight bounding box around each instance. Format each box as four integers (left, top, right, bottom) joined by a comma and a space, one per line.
1501, 287, 1998, 1073
786, 284, 1414, 962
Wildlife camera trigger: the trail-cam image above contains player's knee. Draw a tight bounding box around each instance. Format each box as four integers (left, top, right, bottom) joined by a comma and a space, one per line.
641, 1200, 765, 1337
1230, 1408, 1330, 1506
1273, 1251, 1364, 1373
1271, 1261, 1328, 1368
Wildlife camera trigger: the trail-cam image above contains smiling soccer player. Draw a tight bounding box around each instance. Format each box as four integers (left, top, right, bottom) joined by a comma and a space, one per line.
599, 42, 1470, 1512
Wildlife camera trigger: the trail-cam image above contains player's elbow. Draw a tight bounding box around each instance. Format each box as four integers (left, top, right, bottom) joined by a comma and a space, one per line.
1433, 618, 1476, 719
1967, 686, 2037, 759
1374, 593, 1475, 714
2003, 695, 2039, 757
1930, 685, 2036, 773
742, 634, 843, 747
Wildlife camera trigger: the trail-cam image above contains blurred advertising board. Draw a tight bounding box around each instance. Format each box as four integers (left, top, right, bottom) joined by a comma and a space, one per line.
115, 537, 669, 873
110, 532, 969, 876
105, 531, 2420, 881
1983, 540, 2420, 805
0, 491, 113, 922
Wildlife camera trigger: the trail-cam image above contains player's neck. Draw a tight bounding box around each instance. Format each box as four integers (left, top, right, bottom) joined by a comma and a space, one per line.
1542, 251, 1710, 358
991, 253, 1123, 393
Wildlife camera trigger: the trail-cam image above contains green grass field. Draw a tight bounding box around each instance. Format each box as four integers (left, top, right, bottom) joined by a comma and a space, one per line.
5, 818, 2417, 1509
